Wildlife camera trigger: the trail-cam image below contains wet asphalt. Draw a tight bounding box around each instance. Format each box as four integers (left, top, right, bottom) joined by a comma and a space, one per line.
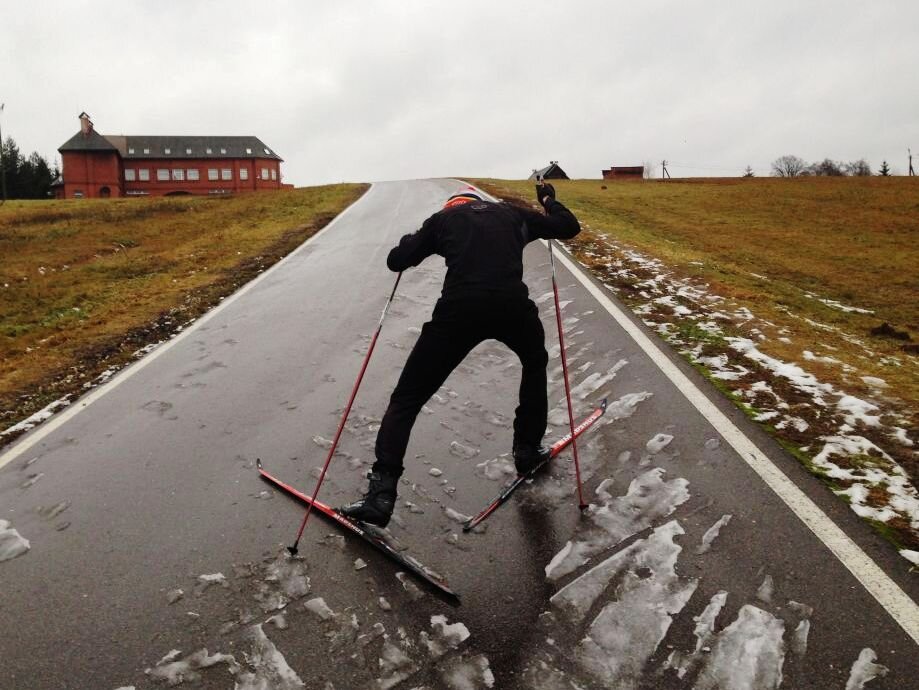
0, 179, 916, 689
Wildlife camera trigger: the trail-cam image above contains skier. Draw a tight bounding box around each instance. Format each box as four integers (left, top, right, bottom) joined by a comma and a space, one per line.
339, 183, 580, 527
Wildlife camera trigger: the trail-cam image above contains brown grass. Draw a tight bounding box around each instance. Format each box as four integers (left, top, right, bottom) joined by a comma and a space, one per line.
473, 177, 919, 414
0, 185, 368, 440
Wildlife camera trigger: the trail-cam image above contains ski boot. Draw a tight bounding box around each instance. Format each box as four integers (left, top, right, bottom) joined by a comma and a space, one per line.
512, 442, 551, 476
338, 470, 398, 527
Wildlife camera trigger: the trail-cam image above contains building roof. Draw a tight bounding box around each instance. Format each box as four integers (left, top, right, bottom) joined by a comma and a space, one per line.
60, 133, 283, 161
113, 135, 283, 161
58, 129, 120, 153
528, 161, 569, 180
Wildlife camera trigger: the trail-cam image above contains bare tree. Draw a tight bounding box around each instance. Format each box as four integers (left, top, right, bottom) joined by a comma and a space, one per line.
844, 159, 872, 176
807, 158, 845, 176
771, 155, 807, 177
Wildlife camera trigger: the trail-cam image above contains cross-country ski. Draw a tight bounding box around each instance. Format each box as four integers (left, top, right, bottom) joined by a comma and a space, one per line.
257, 459, 459, 602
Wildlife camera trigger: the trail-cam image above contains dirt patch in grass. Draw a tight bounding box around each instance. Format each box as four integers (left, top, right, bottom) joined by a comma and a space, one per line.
0, 185, 367, 447
472, 177, 919, 557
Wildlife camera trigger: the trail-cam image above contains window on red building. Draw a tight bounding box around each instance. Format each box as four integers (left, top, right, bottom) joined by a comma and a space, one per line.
208, 169, 218, 181
125, 169, 136, 181
173, 169, 185, 181
271, 169, 277, 181
139, 169, 150, 181
188, 169, 200, 181
240, 168, 249, 180
157, 169, 169, 181
261, 168, 269, 180
221, 169, 232, 181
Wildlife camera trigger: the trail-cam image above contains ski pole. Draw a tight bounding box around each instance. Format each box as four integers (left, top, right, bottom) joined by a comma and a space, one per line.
548, 240, 588, 510
287, 272, 403, 555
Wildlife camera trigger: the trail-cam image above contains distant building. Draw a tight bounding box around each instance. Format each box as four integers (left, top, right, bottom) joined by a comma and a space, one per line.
56, 112, 288, 199
529, 161, 569, 181
602, 165, 644, 180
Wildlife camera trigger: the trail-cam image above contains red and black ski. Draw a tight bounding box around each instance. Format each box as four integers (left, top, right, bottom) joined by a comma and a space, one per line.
257, 459, 459, 602
462, 398, 608, 533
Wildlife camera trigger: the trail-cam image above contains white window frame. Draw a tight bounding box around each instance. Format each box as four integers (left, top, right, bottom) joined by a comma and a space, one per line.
261, 168, 269, 180
128, 147, 135, 155
220, 148, 227, 154
221, 168, 232, 181
206, 147, 213, 154
239, 167, 249, 181
172, 169, 185, 181
164, 148, 171, 155
139, 169, 150, 181
185, 148, 192, 155
124, 169, 136, 181
246, 148, 252, 155
270, 169, 277, 181
143, 148, 150, 154
187, 169, 200, 181
208, 168, 219, 181
157, 169, 170, 181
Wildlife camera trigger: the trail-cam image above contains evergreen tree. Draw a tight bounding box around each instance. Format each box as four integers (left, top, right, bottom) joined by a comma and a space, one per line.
0, 136, 55, 198
743, 166, 755, 177
879, 160, 891, 176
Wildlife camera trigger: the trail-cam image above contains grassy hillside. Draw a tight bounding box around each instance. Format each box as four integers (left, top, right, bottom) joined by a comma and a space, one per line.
0, 185, 367, 442
474, 176, 919, 552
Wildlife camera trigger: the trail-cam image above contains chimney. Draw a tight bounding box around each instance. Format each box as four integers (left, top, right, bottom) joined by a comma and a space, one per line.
79, 112, 93, 136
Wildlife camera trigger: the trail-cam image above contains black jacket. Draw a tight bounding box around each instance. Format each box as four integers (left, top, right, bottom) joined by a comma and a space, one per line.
387, 198, 580, 300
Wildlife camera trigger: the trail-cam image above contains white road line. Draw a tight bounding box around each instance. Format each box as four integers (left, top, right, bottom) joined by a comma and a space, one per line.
0, 185, 375, 472
548, 241, 919, 645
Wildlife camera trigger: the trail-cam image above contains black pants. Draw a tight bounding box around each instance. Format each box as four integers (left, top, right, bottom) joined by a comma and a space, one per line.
374, 294, 549, 477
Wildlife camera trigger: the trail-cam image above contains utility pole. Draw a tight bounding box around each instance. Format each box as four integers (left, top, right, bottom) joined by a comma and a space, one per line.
0, 103, 7, 204
910, 148, 915, 177
661, 160, 671, 179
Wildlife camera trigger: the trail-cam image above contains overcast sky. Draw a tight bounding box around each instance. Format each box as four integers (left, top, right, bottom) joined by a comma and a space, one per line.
3, 1, 917, 185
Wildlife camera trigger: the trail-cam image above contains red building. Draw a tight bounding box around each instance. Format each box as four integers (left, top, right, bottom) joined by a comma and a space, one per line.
56, 113, 288, 199
602, 165, 644, 180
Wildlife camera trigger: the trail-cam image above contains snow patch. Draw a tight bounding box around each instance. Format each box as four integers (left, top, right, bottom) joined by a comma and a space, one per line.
0, 520, 30, 563
845, 648, 889, 689
546, 469, 690, 580
694, 605, 785, 690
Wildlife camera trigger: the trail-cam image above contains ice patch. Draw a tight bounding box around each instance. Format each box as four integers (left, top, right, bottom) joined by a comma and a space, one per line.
438, 654, 495, 689
304, 597, 334, 620
421, 615, 471, 658
900, 549, 919, 566
551, 521, 697, 687
646, 433, 674, 454
196, 572, 229, 593
694, 605, 785, 690
145, 648, 239, 685
546, 469, 690, 580
449, 441, 480, 459
756, 574, 775, 604
0, 520, 30, 562
845, 648, 888, 689
696, 514, 732, 554
377, 638, 418, 690
475, 454, 516, 481
234, 624, 305, 689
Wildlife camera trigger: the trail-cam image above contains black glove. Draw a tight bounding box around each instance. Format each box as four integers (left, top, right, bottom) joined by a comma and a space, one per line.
535, 181, 556, 209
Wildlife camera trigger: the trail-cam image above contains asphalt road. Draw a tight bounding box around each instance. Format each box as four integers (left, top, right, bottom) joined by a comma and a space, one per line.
0, 179, 916, 689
